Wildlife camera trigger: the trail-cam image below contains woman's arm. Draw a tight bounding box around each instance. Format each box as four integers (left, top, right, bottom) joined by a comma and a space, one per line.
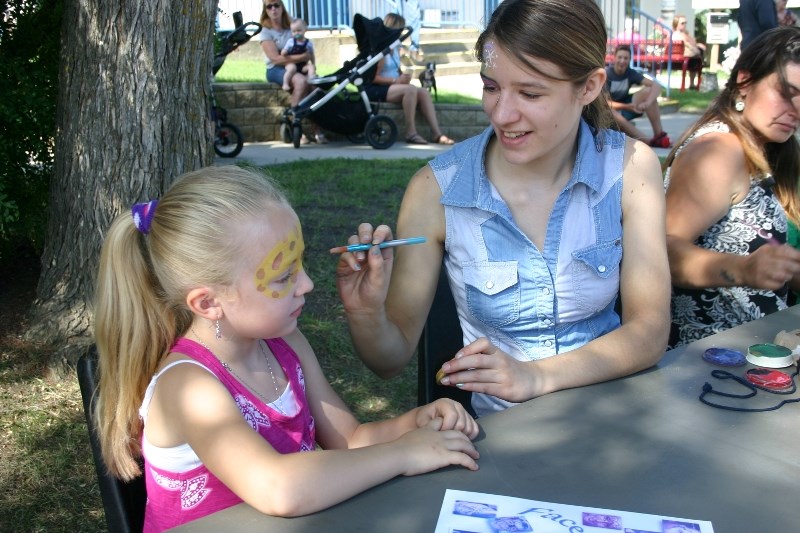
261, 39, 309, 67
665, 132, 800, 290
441, 140, 671, 400
336, 165, 445, 377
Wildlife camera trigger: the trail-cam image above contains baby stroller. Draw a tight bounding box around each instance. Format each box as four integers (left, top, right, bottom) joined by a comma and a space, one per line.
211, 12, 261, 157
280, 13, 411, 149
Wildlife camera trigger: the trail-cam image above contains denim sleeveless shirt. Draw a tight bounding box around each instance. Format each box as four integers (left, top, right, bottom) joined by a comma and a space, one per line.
429, 121, 626, 415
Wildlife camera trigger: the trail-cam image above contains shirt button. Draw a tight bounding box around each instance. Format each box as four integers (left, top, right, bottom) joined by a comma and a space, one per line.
544, 340, 554, 347
598, 265, 607, 273
542, 287, 551, 295
485, 280, 494, 289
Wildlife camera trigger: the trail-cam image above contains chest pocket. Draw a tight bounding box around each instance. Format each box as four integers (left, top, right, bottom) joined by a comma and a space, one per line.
571, 239, 622, 314
463, 261, 520, 328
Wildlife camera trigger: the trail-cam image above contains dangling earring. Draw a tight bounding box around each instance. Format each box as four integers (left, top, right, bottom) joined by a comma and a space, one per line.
735, 99, 745, 112
215, 319, 222, 340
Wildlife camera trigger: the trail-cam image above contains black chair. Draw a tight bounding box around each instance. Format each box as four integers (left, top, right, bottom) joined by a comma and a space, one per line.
77, 346, 146, 533
417, 267, 475, 417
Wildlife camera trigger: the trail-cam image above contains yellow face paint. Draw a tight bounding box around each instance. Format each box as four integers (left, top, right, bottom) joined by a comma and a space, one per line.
254, 221, 304, 299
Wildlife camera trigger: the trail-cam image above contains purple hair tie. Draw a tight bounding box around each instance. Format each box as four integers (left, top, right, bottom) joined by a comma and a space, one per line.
131, 200, 158, 234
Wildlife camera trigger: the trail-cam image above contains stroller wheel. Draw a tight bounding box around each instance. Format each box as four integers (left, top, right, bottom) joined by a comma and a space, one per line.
280, 123, 292, 144
292, 124, 303, 149
364, 115, 397, 150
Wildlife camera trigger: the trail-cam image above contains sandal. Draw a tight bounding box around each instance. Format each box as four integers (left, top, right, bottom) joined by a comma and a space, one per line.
315, 133, 329, 144
405, 133, 428, 145
433, 134, 455, 145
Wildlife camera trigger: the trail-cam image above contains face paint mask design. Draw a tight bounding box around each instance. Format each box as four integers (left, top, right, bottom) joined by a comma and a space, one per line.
254, 221, 304, 299
483, 41, 498, 70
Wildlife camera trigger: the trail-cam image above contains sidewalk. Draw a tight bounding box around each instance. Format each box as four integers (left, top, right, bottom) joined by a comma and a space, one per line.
215, 73, 702, 166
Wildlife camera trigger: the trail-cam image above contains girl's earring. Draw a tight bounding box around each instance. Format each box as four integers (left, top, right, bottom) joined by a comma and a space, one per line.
735, 99, 745, 112
215, 319, 222, 340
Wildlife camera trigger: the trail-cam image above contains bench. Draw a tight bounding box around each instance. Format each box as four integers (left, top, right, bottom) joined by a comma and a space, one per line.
605, 39, 702, 92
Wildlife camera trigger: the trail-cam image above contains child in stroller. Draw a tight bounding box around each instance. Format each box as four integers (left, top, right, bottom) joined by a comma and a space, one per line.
279, 13, 411, 149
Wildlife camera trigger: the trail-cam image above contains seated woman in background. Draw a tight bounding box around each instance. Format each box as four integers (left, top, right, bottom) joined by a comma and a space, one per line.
257, 0, 326, 143
363, 13, 454, 145
664, 26, 800, 349
671, 15, 706, 90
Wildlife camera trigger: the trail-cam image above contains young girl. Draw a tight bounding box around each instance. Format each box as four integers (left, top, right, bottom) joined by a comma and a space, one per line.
94, 166, 479, 531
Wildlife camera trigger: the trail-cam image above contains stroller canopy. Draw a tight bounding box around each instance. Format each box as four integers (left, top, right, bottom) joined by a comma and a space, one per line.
352, 13, 405, 56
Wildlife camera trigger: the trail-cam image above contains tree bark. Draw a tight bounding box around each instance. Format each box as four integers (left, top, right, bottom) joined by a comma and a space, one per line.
28, 0, 217, 374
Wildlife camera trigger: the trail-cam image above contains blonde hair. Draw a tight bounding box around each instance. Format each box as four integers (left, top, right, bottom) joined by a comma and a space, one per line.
475, 0, 614, 134
94, 166, 290, 480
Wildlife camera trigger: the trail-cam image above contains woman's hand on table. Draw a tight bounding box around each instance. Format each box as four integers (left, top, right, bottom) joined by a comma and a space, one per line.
438, 337, 541, 403
415, 398, 479, 439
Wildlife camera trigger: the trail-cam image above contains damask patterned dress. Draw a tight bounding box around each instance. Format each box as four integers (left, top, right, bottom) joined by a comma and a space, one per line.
664, 121, 789, 349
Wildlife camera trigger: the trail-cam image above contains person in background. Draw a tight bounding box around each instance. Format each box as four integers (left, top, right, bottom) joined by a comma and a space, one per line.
738, 0, 778, 50
280, 18, 316, 92
93, 166, 480, 532
335, 0, 670, 417
257, 0, 326, 143
663, 26, 800, 348
672, 15, 706, 90
363, 13, 455, 145
776, 0, 799, 27
606, 45, 672, 147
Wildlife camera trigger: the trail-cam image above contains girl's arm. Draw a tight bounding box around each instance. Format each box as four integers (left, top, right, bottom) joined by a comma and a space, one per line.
155, 350, 478, 518
284, 329, 478, 448
335, 165, 446, 378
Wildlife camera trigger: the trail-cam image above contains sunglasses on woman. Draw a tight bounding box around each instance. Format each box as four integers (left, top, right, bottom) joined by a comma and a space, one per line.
265, 3, 281, 9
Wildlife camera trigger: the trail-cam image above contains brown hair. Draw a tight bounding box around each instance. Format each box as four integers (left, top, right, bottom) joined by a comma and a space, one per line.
383, 12, 405, 30
475, 0, 614, 133
664, 26, 800, 224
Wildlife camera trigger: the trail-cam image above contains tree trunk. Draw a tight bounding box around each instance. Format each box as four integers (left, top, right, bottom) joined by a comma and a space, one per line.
28, 0, 217, 375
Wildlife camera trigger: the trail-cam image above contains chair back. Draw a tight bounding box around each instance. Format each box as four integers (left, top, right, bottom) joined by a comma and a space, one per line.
417, 267, 474, 416
77, 346, 146, 533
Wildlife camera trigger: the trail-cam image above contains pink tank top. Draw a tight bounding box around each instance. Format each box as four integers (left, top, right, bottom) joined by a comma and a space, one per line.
142, 337, 316, 532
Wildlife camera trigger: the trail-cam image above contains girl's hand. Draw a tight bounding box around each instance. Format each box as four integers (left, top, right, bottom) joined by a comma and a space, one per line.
414, 399, 479, 439
438, 338, 542, 403
396, 418, 480, 476
334, 223, 395, 315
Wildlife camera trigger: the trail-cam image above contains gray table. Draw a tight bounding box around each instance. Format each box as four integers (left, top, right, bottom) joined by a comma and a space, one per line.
174, 306, 800, 532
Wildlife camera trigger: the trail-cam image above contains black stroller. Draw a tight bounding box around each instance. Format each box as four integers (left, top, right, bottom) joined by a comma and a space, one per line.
211, 12, 261, 157
280, 13, 411, 149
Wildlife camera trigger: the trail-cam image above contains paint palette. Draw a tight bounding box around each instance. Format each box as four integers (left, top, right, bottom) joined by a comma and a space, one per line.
702, 347, 746, 367
746, 343, 795, 368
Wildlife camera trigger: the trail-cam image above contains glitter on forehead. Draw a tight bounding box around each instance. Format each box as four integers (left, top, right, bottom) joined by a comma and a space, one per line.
483, 41, 498, 70
254, 221, 304, 298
